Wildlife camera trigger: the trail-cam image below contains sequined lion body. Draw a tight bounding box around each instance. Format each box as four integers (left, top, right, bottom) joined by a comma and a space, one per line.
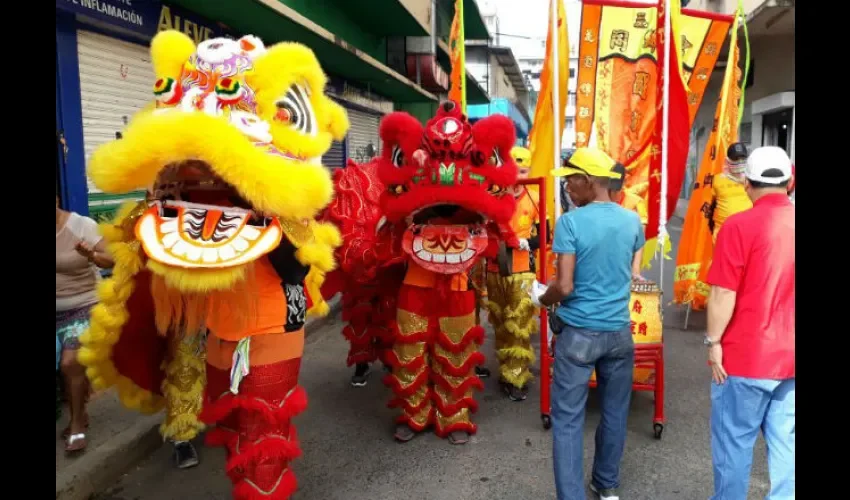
78, 31, 347, 499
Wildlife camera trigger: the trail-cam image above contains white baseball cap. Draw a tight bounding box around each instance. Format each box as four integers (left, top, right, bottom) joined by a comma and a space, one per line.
745, 146, 792, 184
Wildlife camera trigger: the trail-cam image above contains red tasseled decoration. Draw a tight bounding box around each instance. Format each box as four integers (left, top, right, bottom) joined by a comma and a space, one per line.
231, 468, 298, 500
382, 349, 427, 372
434, 420, 477, 438
205, 427, 237, 449
433, 325, 485, 353
200, 386, 308, 427
431, 370, 484, 398
396, 411, 433, 432
432, 394, 479, 416
388, 394, 432, 415
226, 426, 301, 473
430, 351, 485, 377
382, 368, 430, 398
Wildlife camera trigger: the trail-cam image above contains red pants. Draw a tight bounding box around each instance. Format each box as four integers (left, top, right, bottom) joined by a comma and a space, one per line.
383, 284, 485, 437
202, 336, 305, 500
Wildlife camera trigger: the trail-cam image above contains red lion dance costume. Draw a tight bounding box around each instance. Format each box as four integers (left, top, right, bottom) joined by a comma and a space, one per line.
378, 102, 519, 445
78, 31, 347, 499
320, 159, 405, 386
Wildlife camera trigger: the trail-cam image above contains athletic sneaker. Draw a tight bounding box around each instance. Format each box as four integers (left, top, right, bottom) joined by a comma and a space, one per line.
173, 441, 199, 469
475, 366, 491, 378
590, 482, 620, 500
502, 383, 528, 402
350, 363, 371, 387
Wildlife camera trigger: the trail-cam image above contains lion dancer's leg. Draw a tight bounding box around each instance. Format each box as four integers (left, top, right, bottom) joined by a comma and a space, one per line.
384, 284, 433, 442
161, 330, 207, 468
342, 284, 380, 387
494, 272, 537, 401
202, 332, 306, 500
432, 289, 485, 445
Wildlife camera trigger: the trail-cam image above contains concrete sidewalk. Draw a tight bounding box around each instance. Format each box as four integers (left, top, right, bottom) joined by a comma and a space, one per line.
56, 296, 341, 500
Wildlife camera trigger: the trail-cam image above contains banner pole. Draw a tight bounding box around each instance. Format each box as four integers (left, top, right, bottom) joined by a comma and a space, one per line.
551, 0, 562, 219
658, 0, 672, 294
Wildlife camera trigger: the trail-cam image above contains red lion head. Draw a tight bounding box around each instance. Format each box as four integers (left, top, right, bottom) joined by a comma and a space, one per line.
377, 101, 518, 274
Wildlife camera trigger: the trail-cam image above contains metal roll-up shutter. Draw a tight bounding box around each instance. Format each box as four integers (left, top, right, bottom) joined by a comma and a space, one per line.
322, 140, 345, 169
77, 30, 153, 215
346, 107, 381, 163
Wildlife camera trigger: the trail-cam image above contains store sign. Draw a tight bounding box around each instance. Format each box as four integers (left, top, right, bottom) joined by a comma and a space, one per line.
56, 0, 160, 36
57, 0, 234, 42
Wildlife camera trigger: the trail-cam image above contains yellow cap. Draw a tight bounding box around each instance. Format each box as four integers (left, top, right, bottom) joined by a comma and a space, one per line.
511, 146, 531, 166
551, 147, 621, 179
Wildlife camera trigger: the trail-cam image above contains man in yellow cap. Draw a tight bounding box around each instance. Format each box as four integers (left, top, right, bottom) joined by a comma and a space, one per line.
479, 146, 542, 401
532, 147, 645, 500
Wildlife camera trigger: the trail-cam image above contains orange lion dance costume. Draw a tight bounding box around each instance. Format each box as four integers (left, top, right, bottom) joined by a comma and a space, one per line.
378, 101, 519, 445
77, 30, 347, 499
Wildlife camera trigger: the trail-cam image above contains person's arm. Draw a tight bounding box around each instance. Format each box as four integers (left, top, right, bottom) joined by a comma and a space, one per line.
707, 286, 736, 343
539, 253, 574, 306
538, 215, 575, 306
631, 214, 646, 280
75, 216, 115, 269
704, 221, 745, 383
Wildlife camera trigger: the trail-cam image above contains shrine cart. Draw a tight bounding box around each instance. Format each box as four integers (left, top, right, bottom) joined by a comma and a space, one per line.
538, 262, 666, 440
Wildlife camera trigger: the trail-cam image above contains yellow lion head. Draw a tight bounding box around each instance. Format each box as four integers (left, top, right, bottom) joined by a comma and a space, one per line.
88, 31, 348, 289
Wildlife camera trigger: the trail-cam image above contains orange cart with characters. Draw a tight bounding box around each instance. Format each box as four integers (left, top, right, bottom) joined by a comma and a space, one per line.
539, 277, 665, 439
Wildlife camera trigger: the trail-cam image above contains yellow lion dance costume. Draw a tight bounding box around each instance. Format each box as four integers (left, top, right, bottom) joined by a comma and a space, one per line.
483, 146, 541, 401
78, 31, 347, 499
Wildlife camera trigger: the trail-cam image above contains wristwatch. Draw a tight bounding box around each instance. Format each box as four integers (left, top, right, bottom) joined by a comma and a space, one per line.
703, 336, 719, 348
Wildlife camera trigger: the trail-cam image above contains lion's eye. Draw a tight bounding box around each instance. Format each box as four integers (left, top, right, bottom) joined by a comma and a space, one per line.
488, 148, 503, 168
274, 83, 316, 135
391, 145, 405, 167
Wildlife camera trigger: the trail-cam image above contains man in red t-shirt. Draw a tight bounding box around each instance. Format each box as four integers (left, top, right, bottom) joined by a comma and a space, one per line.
705, 146, 795, 500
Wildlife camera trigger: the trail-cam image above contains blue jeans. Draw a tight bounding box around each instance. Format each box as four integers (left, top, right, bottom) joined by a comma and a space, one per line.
710, 377, 795, 500
552, 325, 635, 499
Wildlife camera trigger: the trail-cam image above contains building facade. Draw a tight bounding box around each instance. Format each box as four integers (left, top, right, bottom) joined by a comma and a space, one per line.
56, 0, 492, 217
685, 0, 795, 196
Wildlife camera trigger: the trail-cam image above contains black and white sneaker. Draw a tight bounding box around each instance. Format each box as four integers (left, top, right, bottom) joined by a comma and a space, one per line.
590, 482, 620, 500
173, 441, 199, 469
475, 366, 491, 378
350, 363, 371, 387
503, 383, 528, 402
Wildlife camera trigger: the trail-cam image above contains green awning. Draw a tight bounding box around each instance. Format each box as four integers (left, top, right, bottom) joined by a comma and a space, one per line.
463, 0, 490, 40
169, 0, 436, 103
331, 0, 429, 36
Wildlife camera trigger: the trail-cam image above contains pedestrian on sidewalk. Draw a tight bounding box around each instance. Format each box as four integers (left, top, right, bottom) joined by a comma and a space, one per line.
56, 196, 114, 453
705, 146, 795, 500
529, 148, 644, 500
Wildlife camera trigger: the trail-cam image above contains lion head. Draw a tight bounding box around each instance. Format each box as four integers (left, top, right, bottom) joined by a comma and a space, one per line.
376, 101, 518, 274
88, 31, 348, 290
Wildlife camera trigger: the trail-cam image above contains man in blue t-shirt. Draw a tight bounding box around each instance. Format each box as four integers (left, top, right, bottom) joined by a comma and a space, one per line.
530, 148, 644, 500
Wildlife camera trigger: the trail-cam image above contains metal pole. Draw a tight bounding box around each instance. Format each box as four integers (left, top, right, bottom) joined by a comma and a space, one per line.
551, 0, 562, 218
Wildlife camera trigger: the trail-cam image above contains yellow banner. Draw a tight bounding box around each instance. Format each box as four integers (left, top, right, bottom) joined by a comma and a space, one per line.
448, 0, 466, 113
528, 0, 569, 224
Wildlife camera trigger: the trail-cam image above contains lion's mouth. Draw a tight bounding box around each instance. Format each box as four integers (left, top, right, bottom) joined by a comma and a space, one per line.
403, 204, 488, 274
135, 160, 282, 268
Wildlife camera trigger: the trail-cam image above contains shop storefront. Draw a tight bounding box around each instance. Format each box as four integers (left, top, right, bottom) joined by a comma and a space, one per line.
325, 78, 394, 167
55, 0, 234, 217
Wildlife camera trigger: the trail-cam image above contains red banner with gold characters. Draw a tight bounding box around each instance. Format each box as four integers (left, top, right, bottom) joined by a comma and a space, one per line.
574, 0, 732, 258
673, 13, 743, 310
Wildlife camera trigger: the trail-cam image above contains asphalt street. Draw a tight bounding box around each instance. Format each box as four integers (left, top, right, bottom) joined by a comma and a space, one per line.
97, 218, 771, 500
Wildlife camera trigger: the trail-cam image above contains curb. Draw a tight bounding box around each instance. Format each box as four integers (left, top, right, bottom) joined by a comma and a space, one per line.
56, 414, 162, 500
57, 296, 343, 500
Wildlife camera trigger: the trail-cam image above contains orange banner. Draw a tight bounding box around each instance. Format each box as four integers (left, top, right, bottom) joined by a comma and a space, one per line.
574, 0, 732, 259
674, 14, 742, 309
